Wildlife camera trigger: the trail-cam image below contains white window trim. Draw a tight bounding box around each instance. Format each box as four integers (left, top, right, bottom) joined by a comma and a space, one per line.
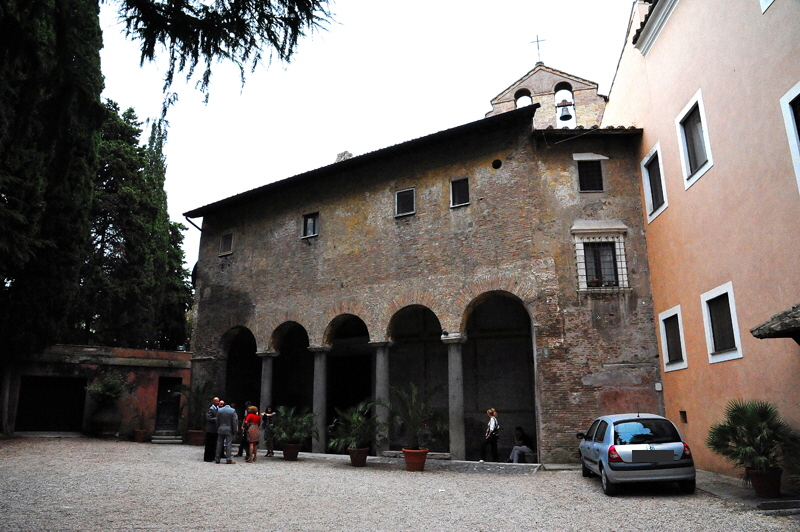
760, 0, 776, 13
395, 187, 416, 217
675, 89, 714, 189
780, 80, 800, 195
641, 142, 668, 223
570, 220, 630, 291
659, 305, 687, 372
301, 212, 319, 239
700, 281, 743, 364
572, 153, 609, 161
635, 0, 680, 57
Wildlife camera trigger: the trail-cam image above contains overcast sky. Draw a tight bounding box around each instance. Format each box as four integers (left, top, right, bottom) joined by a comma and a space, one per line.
99, 0, 635, 268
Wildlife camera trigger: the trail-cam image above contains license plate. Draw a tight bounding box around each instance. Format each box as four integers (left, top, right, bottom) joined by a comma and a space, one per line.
632, 450, 674, 462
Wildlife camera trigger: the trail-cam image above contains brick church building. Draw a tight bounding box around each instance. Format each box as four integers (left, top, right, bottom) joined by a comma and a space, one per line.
184, 64, 662, 462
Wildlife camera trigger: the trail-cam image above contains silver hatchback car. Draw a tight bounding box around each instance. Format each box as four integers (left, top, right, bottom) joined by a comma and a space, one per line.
577, 413, 696, 496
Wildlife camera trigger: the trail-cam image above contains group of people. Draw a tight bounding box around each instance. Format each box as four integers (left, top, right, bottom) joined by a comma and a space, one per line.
203, 397, 276, 464
480, 408, 535, 464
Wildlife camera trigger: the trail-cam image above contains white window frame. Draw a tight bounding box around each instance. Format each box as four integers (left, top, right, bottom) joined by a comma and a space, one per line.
780, 80, 800, 195
659, 305, 687, 372
395, 187, 416, 217
675, 89, 714, 189
700, 281, 743, 364
570, 221, 630, 291
641, 142, 668, 223
760, 0, 776, 13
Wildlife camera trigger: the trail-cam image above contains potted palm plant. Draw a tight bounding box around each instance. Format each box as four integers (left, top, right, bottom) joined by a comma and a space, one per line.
86, 371, 128, 438
328, 400, 387, 467
273, 406, 318, 461
388, 383, 448, 471
706, 398, 799, 498
132, 409, 149, 442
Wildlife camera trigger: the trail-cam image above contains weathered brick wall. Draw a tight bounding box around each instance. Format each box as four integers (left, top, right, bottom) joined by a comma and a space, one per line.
191, 116, 660, 461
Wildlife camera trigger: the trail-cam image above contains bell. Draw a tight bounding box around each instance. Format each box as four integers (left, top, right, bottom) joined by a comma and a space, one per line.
559, 105, 573, 121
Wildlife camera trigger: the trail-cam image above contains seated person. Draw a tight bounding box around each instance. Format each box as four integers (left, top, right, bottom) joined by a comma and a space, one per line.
506, 426, 535, 463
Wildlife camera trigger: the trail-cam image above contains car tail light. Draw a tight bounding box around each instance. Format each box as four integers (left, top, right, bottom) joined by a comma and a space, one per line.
681, 442, 692, 459
608, 445, 623, 462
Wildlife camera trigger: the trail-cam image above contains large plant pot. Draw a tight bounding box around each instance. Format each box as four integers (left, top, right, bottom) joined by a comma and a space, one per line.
186, 430, 205, 446
282, 443, 302, 461
90, 404, 121, 439
748, 468, 783, 498
348, 448, 369, 467
402, 448, 429, 472
133, 429, 148, 443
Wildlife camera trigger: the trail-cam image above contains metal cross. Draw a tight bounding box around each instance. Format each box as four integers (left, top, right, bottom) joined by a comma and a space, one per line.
531, 35, 546, 63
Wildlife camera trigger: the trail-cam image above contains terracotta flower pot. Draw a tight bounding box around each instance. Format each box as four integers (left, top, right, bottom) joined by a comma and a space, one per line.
402, 448, 429, 472
186, 430, 205, 446
133, 429, 148, 443
348, 447, 369, 467
282, 443, 302, 461
747, 468, 783, 498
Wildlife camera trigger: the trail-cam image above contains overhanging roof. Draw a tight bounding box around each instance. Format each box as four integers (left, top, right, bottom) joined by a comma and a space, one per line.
750, 303, 800, 345
184, 104, 539, 219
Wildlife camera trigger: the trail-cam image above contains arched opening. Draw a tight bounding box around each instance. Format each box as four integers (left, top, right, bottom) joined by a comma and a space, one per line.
387, 305, 448, 451
514, 88, 533, 109
272, 322, 313, 411
326, 314, 372, 432
221, 326, 260, 414
553, 82, 576, 128
462, 291, 536, 462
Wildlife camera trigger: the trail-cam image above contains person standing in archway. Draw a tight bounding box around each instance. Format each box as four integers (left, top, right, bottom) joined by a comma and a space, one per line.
204, 397, 220, 462
480, 408, 499, 463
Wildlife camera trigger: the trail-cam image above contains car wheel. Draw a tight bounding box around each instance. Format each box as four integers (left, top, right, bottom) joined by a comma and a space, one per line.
600, 466, 619, 496
679, 478, 696, 494
581, 458, 595, 478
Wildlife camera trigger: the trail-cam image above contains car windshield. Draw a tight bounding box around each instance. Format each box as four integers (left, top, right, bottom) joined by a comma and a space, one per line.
613, 419, 680, 445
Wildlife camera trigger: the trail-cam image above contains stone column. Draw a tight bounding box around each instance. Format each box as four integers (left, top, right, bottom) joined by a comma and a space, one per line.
370, 341, 392, 455
257, 351, 278, 411
443, 333, 465, 460
309, 346, 330, 453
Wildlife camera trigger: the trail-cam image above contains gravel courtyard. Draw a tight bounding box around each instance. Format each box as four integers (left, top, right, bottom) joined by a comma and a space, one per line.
0, 437, 796, 532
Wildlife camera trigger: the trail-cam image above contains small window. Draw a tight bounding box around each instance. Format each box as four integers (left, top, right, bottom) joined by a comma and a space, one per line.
584, 243, 617, 286
571, 221, 629, 291
676, 89, 713, 188
659, 305, 687, 372
641, 143, 667, 222
578, 160, 603, 192
219, 232, 233, 256
395, 188, 416, 217
780, 81, 800, 195
451, 178, 469, 207
701, 282, 742, 363
302, 212, 319, 238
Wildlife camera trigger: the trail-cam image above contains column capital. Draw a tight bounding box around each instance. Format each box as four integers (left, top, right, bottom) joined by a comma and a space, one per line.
441, 332, 465, 344
368, 340, 394, 348
256, 350, 280, 358
307, 345, 331, 353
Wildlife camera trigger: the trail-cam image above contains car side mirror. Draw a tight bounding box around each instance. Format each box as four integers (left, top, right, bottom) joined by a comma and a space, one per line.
576, 433, 585, 440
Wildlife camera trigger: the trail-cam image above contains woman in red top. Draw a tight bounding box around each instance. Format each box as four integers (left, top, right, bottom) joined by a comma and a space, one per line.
243, 405, 261, 462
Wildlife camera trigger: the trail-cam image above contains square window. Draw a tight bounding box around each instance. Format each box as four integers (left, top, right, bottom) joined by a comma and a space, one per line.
302, 212, 319, 238
659, 305, 687, 372
675, 89, 713, 188
578, 160, 603, 192
780, 81, 800, 195
219, 232, 233, 256
641, 143, 667, 222
395, 188, 416, 217
451, 178, 469, 207
701, 281, 742, 363
571, 221, 630, 291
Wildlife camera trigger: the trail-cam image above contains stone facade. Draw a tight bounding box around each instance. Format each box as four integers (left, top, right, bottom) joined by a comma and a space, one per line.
186, 85, 662, 462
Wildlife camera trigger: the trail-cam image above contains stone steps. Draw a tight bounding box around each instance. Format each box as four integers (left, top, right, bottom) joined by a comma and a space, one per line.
151, 431, 182, 444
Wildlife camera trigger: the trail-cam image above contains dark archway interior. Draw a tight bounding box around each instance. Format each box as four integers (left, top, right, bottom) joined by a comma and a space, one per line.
16, 376, 86, 431
327, 315, 372, 434
272, 323, 313, 410
463, 293, 536, 461
224, 327, 260, 413
388, 306, 448, 451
